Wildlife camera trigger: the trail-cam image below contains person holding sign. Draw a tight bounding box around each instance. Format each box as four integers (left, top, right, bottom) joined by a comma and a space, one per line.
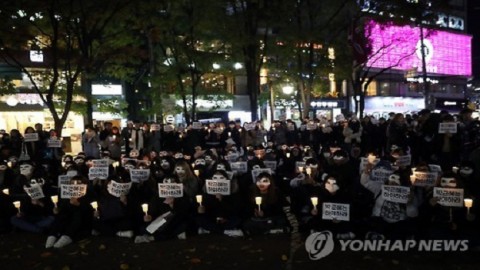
361, 167, 419, 240
174, 161, 199, 201
243, 172, 289, 235
91, 176, 135, 238
134, 175, 190, 243
196, 170, 243, 237
433, 114, 461, 171
23, 126, 42, 163
10, 177, 55, 233
45, 176, 93, 249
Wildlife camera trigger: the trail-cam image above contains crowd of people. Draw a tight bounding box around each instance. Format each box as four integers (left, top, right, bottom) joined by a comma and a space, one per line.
0, 108, 479, 249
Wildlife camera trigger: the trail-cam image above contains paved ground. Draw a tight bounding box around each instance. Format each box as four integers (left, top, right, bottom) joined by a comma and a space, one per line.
0, 232, 479, 270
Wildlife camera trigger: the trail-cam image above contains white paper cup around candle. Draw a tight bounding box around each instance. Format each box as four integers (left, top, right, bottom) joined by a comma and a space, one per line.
196, 195, 203, 206
191, 163, 195, 168
228, 132, 231, 137
306, 167, 312, 176
194, 170, 200, 177
255, 196, 262, 211
51, 195, 58, 207
112, 161, 119, 168
311, 197, 318, 210
90, 201, 98, 211
452, 166, 459, 174
7, 161, 12, 168
286, 153, 291, 158
409, 175, 416, 185
13, 201, 21, 212
238, 129, 242, 133
2, 188, 9, 195
112, 135, 116, 140
142, 203, 148, 215
464, 198, 473, 208
298, 166, 304, 173
367, 154, 376, 164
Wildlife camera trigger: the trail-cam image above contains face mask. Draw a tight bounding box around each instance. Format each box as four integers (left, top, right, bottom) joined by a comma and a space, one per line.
130, 150, 140, 158
175, 167, 186, 176
163, 177, 175, 184
388, 174, 401, 185
75, 158, 85, 165
195, 159, 206, 166
229, 124, 235, 129
124, 164, 135, 171
325, 179, 339, 193
174, 153, 184, 159
441, 177, 457, 188
150, 152, 157, 159
0, 165, 7, 171
256, 177, 271, 191
216, 164, 226, 171
205, 156, 213, 164
212, 174, 227, 181
159, 151, 168, 157
460, 167, 473, 176
30, 178, 45, 187
160, 160, 170, 170
252, 165, 261, 170
20, 164, 33, 176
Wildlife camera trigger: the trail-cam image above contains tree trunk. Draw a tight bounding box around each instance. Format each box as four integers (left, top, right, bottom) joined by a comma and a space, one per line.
246, 62, 259, 121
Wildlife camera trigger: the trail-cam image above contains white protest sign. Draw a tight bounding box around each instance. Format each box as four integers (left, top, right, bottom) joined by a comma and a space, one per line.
192, 122, 203, 129
130, 169, 150, 183
382, 185, 410, 204
164, 125, 174, 132
371, 168, 394, 182
66, 170, 78, 177
150, 124, 160, 131
47, 139, 62, 148
24, 133, 39, 142
438, 123, 457, 134
433, 187, 464, 207
295, 161, 306, 170
60, 184, 87, 199
24, 185, 45, 200
158, 183, 183, 198
264, 161, 277, 171
244, 123, 256, 131
230, 162, 248, 174
107, 181, 132, 197
92, 159, 109, 168
251, 168, 273, 183
412, 171, 438, 187
58, 175, 73, 186
322, 203, 350, 221
88, 167, 109, 180
205, 179, 231, 195
395, 155, 411, 167
306, 123, 317, 131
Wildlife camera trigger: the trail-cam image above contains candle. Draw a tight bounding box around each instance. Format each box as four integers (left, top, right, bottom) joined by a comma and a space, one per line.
255, 196, 262, 211
196, 195, 203, 206
238, 129, 242, 133
7, 161, 12, 168
409, 175, 416, 185
112, 161, 119, 168
298, 166, 304, 173
141, 203, 148, 215
452, 166, 459, 174
367, 154, 376, 164
286, 153, 291, 158
464, 198, 473, 208
191, 163, 195, 168
112, 135, 116, 140
179, 134, 183, 139
228, 132, 231, 137
2, 188, 9, 195
194, 170, 200, 177
51, 195, 58, 207
90, 201, 98, 210
311, 197, 318, 210
306, 167, 312, 176
13, 201, 21, 212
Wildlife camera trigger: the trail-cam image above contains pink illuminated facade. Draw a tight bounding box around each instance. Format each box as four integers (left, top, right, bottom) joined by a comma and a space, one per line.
366, 21, 472, 77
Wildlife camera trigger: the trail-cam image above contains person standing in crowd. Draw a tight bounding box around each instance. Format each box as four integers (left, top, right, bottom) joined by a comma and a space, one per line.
82, 126, 100, 159
386, 113, 409, 153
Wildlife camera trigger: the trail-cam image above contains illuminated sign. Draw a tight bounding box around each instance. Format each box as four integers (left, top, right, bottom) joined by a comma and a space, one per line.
366, 21, 472, 76
364, 97, 424, 113
92, 84, 123, 95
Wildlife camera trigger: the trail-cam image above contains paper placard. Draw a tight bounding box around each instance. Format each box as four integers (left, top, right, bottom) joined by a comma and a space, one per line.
371, 168, 394, 182
306, 123, 317, 131
322, 203, 350, 221
58, 175, 73, 186
433, 187, 464, 207
412, 171, 438, 187
395, 155, 411, 167
192, 122, 203, 129
438, 123, 457, 134
251, 168, 273, 183
264, 161, 277, 171
205, 179, 231, 195
24, 133, 39, 142
164, 125, 174, 132
158, 183, 183, 198
24, 185, 45, 200
295, 161, 306, 170
92, 159, 109, 168
66, 170, 78, 177
146, 211, 172, 234
150, 124, 160, 131
47, 139, 62, 148
230, 162, 248, 173
88, 167, 109, 180
382, 185, 410, 204
244, 123, 256, 131
60, 184, 87, 199
428, 164, 442, 173
130, 169, 150, 183
107, 181, 132, 197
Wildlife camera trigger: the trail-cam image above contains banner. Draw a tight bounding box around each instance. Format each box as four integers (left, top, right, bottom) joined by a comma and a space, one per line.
24, 133, 39, 142
107, 181, 132, 197
158, 183, 183, 198
412, 171, 437, 187
205, 179, 231, 195
130, 169, 150, 183
60, 184, 87, 199
382, 185, 410, 204
322, 203, 350, 221
438, 123, 457, 134
433, 187, 464, 207
88, 167, 109, 180
24, 185, 45, 200
47, 139, 62, 148
230, 162, 248, 174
